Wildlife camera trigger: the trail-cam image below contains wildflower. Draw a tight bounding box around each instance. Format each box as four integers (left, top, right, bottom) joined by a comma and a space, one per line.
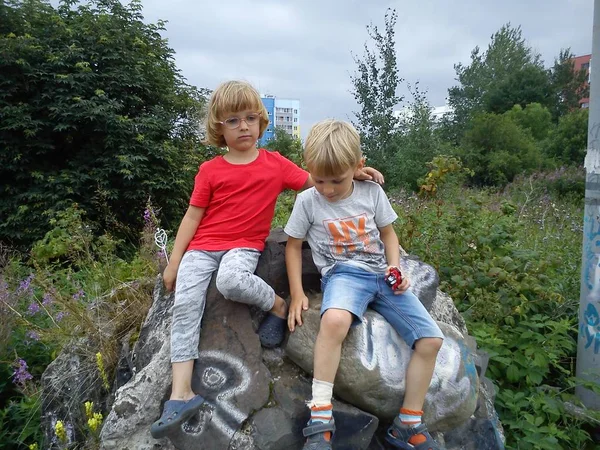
96, 352, 110, 391
13, 358, 33, 386
42, 293, 54, 306
87, 412, 103, 433
72, 289, 85, 301
54, 420, 67, 443
26, 330, 40, 341
28, 444, 38, 450
85, 401, 94, 419
27, 301, 40, 315
18, 274, 34, 294
55, 311, 67, 322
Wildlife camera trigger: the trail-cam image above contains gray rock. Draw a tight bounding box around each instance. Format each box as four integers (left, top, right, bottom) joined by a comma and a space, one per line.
285, 296, 479, 430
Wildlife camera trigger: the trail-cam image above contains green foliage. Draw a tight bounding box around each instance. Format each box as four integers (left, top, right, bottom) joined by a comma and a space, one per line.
388, 85, 444, 191
447, 24, 543, 139
504, 103, 553, 141
0, 0, 209, 250
0, 203, 161, 448
458, 112, 542, 185
549, 48, 590, 121
545, 109, 589, 166
485, 64, 553, 115
264, 128, 304, 167
392, 170, 592, 449
350, 8, 402, 166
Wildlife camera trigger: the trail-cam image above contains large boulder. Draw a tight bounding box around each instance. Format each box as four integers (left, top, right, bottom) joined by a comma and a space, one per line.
285, 295, 479, 429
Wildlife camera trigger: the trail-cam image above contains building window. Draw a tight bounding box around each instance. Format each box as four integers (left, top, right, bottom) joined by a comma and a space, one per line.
294, 118, 298, 122
294, 109, 298, 114
582, 62, 590, 71
582, 102, 589, 109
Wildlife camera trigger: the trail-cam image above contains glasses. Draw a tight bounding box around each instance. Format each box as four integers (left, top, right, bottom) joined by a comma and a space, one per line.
218, 112, 261, 130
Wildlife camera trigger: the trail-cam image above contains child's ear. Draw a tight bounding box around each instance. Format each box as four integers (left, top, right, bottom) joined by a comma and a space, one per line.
357, 157, 365, 170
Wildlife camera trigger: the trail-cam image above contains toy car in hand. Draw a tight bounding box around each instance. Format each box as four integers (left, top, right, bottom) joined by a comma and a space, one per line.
385, 267, 403, 291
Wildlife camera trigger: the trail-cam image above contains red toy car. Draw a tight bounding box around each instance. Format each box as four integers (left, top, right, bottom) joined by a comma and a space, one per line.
385, 267, 403, 291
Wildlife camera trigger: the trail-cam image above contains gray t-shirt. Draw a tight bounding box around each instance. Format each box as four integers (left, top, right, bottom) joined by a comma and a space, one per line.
284, 180, 398, 275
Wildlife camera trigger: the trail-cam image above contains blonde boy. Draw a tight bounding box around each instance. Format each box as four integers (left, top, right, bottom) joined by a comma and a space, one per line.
285, 120, 445, 450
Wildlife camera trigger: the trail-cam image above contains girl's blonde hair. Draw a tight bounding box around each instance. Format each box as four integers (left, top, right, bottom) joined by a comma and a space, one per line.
205, 80, 269, 147
304, 119, 362, 176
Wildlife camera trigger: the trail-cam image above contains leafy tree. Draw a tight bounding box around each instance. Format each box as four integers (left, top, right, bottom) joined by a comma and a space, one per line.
350, 8, 402, 165
485, 65, 552, 114
549, 48, 590, 121
0, 0, 208, 250
459, 112, 541, 186
390, 84, 444, 191
264, 127, 303, 167
504, 103, 553, 142
447, 24, 543, 140
545, 109, 589, 166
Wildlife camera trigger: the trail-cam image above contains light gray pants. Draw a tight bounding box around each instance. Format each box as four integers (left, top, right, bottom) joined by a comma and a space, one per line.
171, 248, 275, 362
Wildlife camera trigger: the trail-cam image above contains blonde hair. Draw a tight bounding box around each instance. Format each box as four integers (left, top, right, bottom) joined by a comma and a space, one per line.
205, 80, 269, 147
304, 119, 362, 176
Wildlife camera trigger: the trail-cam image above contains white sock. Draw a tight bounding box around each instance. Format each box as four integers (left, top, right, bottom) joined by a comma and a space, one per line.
308, 378, 334, 407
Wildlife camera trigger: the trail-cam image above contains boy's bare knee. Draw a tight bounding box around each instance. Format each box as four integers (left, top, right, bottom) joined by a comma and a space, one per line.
414, 337, 443, 358
319, 309, 353, 340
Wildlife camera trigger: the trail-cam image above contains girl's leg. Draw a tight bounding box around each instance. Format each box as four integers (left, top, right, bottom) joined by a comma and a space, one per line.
170, 250, 222, 400
215, 248, 286, 316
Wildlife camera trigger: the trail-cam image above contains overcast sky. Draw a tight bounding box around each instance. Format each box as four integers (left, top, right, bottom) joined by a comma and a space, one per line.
138, 0, 592, 138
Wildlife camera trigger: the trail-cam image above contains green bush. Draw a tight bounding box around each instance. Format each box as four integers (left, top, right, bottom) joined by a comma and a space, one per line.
392, 168, 595, 449
0, 0, 208, 250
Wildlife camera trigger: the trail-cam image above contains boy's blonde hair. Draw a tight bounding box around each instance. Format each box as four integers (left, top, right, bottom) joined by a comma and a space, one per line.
304, 119, 362, 176
206, 80, 269, 148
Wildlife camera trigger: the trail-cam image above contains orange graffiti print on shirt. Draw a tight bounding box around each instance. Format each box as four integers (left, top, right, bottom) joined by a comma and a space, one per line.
325, 213, 371, 255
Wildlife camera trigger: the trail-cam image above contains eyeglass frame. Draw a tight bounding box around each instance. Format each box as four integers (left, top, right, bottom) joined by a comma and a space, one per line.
217, 112, 262, 130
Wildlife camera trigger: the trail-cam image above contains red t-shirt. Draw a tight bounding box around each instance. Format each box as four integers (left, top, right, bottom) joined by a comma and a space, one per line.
188, 149, 309, 252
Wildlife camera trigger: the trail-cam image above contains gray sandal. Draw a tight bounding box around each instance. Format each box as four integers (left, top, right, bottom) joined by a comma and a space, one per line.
150, 395, 205, 439
302, 419, 336, 450
385, 417, 444, 450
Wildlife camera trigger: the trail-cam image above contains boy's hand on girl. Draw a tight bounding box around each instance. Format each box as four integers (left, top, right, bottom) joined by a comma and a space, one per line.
386, 266, 410, 295
163, 264, 178, 292
288, 295, 309, 332
355, 166, 385, 185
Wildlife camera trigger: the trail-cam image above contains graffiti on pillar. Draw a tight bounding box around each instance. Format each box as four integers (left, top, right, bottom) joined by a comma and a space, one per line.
581, 303, 600, 354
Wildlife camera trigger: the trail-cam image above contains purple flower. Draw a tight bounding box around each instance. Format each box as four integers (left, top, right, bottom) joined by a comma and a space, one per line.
42, 293, 54, 307
12, 358, 33, 386
55, 311, 67, 322
72, 289, 85, 301
27, 302, 40, 315
143, 208, 152, 225
26, 330, 40, 341
18, 274, 34, 294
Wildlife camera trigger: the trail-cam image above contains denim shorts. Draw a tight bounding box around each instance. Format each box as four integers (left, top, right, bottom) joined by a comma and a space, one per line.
320, 263, 444, 349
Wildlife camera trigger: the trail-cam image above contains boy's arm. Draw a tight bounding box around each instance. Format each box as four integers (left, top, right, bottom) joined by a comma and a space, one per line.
163, 205, 205, 292
286, 236, 309, 332
379, 224, 410, 294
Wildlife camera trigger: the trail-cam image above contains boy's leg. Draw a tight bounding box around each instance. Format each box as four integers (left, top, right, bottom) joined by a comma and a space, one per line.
216, 248, 288, 347
369, 285, 444, 449
302, 264, 374, 448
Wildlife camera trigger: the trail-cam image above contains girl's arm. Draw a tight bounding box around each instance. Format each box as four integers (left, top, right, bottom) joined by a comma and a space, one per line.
163, 205, 205, 291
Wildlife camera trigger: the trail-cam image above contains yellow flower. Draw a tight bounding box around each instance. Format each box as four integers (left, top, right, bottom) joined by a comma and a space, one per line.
55, 420, 67, 443
85, 401, 94, 420
28, 444, 38, 450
